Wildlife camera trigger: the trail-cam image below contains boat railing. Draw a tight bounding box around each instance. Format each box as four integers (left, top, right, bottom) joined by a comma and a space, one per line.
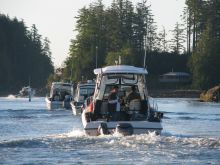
148, 96, 158, 111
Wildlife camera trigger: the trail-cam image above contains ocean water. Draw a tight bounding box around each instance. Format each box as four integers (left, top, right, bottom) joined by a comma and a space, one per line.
0, 96, 220, 164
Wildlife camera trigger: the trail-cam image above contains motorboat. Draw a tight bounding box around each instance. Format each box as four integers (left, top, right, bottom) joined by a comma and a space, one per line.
45, 82, 74, 110
71, 80, 95, 115
81, 65, 163, 136
16, 86, 35, 98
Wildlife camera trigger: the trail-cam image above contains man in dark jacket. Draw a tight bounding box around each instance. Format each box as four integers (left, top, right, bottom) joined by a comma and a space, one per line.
126, 85, 141, 103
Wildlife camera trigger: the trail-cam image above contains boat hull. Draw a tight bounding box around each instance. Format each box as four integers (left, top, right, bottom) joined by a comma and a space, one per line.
70, 102, 82, 115
82, 111, 162, 136
83, 121, 162, 136
45, 97, 71, 110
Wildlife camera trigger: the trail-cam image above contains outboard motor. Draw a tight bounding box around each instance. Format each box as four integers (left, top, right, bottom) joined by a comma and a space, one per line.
98, 122, 109, 135
115, 123, 133, 136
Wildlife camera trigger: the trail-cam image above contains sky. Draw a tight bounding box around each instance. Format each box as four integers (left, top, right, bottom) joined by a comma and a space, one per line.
0, 0, 186, 67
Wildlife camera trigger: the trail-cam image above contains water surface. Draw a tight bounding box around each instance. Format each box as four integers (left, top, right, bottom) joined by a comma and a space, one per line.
0, 97, 220, 164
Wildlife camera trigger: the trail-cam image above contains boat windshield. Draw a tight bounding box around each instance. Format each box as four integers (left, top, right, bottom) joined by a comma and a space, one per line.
80, 87, 95, 97
50, 84, 73, 98
103, 84, 140, 100
105, 74, 138, 85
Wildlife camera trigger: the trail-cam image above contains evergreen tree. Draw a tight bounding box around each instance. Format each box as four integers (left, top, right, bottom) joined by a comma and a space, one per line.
185, 0, 208, 51
169, 22, 186, 54
64, 0, 188, 82
157, 27, 169, 52
43, 37, 52, 59
190, 0, 220, 89
0, 14, 54, 94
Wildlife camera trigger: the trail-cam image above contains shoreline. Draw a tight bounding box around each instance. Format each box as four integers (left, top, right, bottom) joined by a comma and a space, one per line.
1, 89, 202, 98
148, 89, 201, 98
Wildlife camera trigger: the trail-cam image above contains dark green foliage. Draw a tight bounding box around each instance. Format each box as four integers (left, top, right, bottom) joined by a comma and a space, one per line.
0, 14, 54, 94
169, 22, 186, 54
188, 0, 220, 89
146, 52, 189, 75
64, 0, 186, 82
56, 0, 194, 88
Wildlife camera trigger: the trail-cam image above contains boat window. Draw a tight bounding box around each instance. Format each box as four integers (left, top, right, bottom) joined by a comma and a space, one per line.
80, 88, 95, 96
122, 76, 138, 84
105, 77, 118, 84
62, 84, 72, 87
107, 74, 135, 80
106, 74, 138, 84
103, 85, 140, 100
103, 85, 113, 99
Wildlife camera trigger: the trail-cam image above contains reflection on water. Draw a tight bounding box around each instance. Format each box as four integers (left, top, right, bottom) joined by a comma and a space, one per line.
157, 98, 220, 138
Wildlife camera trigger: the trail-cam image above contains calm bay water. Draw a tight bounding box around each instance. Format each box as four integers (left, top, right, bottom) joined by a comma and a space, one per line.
0, 96, 220, 164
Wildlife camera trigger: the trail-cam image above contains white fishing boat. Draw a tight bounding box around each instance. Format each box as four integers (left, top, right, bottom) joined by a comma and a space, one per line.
16, 86, 35, 98
71, 80, 95, 115
45, 82, 74, 110
81, 65, 163, 136
15, 86, 35, 101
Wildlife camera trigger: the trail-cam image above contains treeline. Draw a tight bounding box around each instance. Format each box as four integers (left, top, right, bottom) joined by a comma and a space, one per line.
56, 0, 188, 85
185, 0, 220, 89
53, 0, 219, 90
0, 14, 54, 94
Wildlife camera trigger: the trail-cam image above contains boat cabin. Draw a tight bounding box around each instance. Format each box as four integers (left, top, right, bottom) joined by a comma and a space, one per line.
82, 65, 163, 136
74, 80, 95, 102
50, 82, 74, 101
89, 65, 153, 121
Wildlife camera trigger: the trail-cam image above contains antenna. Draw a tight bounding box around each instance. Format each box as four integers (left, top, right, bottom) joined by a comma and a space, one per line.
70, 57, 74, 83
28, 76, 31, 102
115, 60, 118, 65
95, 46, 98, 68
118, 56, 121, 65
143, 35, 147, 68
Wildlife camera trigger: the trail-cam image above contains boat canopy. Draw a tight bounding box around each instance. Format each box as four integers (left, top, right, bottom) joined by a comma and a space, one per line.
94, 65, 148, 75
50, 82, 74, 97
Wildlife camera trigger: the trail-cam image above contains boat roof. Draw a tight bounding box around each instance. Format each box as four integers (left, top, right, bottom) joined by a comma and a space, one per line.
78, 80, 95, 85
52, 82, 73, 86
94, 65, 148, 75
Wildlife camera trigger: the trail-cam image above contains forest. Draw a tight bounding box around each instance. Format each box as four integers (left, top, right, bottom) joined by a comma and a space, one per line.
1, 0, 220, 95
0, 14, 54, 94
54, 0, 219, 90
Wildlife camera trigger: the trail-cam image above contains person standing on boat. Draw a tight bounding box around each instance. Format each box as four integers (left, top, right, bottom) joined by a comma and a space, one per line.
108, 85, 120, 120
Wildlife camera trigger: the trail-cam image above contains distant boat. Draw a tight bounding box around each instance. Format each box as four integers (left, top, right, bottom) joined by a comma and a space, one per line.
45, 82, 74, 110
16, 86, 35, 98
71, 80, 95, 115
159, 72, 191, 83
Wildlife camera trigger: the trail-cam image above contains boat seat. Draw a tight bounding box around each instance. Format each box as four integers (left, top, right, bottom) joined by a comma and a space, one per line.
128, 99, 141, 114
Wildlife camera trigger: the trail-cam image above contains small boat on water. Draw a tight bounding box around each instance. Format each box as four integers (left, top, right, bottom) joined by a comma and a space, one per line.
81, 65, 163, 136
16, 86, 35, 98
71, 80, 95, 115
45, 82, 74, 110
